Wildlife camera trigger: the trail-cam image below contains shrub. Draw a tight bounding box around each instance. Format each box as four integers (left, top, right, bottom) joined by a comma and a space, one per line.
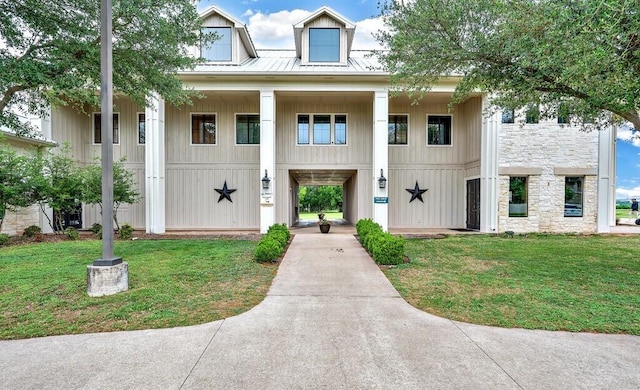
371, 233, 405, 265
90, 223, 102, 234
268, 223, 291, 241
254, 237, 283, 263
118, 223, 134, 240
356, 218, 382, 246
0, 233, 9, 246
23, 225, 42, 237
269, 229, 289, 248
64, 227, 79, 240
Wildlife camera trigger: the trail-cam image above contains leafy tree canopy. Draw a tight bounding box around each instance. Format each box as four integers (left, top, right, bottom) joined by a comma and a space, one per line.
377, 0, 640, 130
0, 0, 211, 136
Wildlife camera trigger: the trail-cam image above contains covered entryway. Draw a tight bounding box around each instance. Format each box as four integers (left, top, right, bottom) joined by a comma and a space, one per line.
289, 169, 357, 227
466, 178, 480, 230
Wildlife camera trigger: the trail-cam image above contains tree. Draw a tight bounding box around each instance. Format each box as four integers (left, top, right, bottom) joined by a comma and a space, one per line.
82, 157, 140, 230
0, 0, 212, 136
299, 185, 343, 212
377, 0, 640, 130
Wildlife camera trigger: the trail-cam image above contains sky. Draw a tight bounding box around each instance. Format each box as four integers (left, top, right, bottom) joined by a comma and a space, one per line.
197, 1, 640, 199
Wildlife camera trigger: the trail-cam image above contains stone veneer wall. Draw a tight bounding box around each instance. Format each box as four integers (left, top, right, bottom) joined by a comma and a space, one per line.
1, 205, 40, 236
498, 121, 599, 233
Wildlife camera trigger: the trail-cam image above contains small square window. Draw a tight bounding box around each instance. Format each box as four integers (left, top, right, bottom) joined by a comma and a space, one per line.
509, 177, 528, 217
564, 177, 583, 217
388, 115, 408, 144
191, 114, 216, 145
427, 115, 451, 145
309, 28, 340, 62
202, 27, 231, 62
93, 113, 119, 144
297, 115, 310, 145
138, 113, 145, 144
502, 109, 514, 124
236, 114, 260, 144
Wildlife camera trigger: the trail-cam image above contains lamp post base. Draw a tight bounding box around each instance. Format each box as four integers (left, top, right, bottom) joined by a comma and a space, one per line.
87, 261, 128, 297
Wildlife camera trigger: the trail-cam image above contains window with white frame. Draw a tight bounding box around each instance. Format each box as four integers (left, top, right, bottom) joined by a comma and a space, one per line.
427, 115, 451, 145
236, 114, 260, 144
202, 27, 232, 62
93, 113, 119, 144
137, 113, 145, 144
297, 114, 347, 145
309, 28, 340, 62
191, 114, 217, 145
564, 177, 583, 217
509, 177, 528, 217
388, 115, 408, 144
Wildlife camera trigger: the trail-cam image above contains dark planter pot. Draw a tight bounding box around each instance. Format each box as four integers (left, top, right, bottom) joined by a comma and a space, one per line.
319, 224, 331, 233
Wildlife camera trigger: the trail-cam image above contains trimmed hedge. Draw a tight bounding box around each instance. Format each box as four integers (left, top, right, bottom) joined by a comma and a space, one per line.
255, 223, 291, 263
356, 218, 406, 265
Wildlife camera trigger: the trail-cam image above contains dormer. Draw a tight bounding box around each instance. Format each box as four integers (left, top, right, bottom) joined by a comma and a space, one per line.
199, 5, 258, 65
293, 7, 356, 66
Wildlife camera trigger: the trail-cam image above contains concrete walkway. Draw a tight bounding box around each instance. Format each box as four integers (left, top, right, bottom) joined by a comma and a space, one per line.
1, 233, 639, 389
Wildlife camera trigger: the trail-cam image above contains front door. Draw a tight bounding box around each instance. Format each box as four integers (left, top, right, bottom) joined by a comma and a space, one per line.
466, 179, 480, 230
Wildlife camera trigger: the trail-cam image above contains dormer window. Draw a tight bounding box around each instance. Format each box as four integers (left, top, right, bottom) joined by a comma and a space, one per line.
309, 28, 340, 62
202, 27, 232, 62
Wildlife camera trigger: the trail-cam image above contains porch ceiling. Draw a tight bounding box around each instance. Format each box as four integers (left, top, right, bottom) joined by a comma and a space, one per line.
290, 169, 357, 186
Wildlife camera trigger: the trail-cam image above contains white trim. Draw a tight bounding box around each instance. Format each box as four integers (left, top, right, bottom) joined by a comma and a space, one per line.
234, 113, 261, 146
145, 93, 165, 234
190, 112, 218, 146
425, 113, 453, 147
373, 90, 389, 231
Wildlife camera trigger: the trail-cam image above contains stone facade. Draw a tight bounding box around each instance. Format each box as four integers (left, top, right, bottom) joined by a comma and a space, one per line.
497, 120, 599, 233
1, 205, 40, 236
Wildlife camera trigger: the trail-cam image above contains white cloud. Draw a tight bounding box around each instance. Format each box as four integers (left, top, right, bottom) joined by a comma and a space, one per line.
616, 186, 640, 199
616, 123, 640, 147
244, 10, 387, 50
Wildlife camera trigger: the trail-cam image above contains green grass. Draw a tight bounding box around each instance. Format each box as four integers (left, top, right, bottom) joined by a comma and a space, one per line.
299, 211, 343, 220
0, 239, 277, 340
382, 234, 640, 335
617, 207, 637, 219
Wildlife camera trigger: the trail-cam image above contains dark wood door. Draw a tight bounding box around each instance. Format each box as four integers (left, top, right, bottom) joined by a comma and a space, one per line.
466, 179, 480, 230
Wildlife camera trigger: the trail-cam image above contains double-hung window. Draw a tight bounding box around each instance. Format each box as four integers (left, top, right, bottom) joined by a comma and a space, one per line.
309, 28, 340, 62
509, 177, 528, 217
297, 115, 310, 144
93, 113, 119, 144
202, 27, 232, 62
388, 115, 408, 145
236, 114, 260, 144
564, 177, 584, 217
191, 114, 217, 145
427, 115, 452, 145
313, 115, 331, 144
137, 113, 145, 144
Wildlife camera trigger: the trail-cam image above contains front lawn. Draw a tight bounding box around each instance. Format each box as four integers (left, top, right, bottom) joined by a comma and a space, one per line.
0, 239, 277, 340
382, 234, 640, 335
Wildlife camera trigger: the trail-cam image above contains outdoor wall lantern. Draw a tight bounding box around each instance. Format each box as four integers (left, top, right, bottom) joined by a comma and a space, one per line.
378, 169, 387, 189
262, 169, 271, 190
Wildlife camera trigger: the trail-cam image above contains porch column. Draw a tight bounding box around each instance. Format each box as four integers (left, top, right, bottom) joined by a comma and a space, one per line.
260, 90, 276, 233
145, 93, 165, 234
372, 90, 389, 231
480, 95, 499, 233
597, 124, 615, 232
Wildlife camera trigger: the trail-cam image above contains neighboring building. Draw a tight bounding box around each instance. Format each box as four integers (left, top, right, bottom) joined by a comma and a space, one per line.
41, 5, 615, 235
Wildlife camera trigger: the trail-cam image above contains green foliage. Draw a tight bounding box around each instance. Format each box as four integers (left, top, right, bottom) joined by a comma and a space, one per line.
22, 225, 42, 238
0, 0, 212, 136
64, 227, 79, 240
118, 224, 134, 240
299, 185, 343, 213
356, 218, 406, 265
0, 233, 9, 246
90, 223, 102, 234
255, 224, 291, 263
254, 237, 283, 263
377, 0, 640, 131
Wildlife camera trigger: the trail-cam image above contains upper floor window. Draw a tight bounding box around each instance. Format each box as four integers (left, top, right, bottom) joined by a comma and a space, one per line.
138, 113, 145, 144
313, 115, 331, 144
388, 115, 408, 145
309, 28, 339, 62
525, 105, 539, 124
236, 114, 260, 144
334, 115, 346, 144
501, 108, 515, 124
93, 113, 119, 144
427, 115, 451, 145
564, 177, 583, 217
191, 113, 216, 145
298, 115, 310, 144
297, 114, 347, 145
202, 27, 231, 62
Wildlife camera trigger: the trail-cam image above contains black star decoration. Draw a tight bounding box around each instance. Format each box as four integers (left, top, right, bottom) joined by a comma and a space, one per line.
406, 181, 428, 203
215, 181, 237, 203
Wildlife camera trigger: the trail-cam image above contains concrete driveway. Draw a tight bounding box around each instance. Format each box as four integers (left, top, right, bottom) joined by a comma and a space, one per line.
1, 233, 638, 389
